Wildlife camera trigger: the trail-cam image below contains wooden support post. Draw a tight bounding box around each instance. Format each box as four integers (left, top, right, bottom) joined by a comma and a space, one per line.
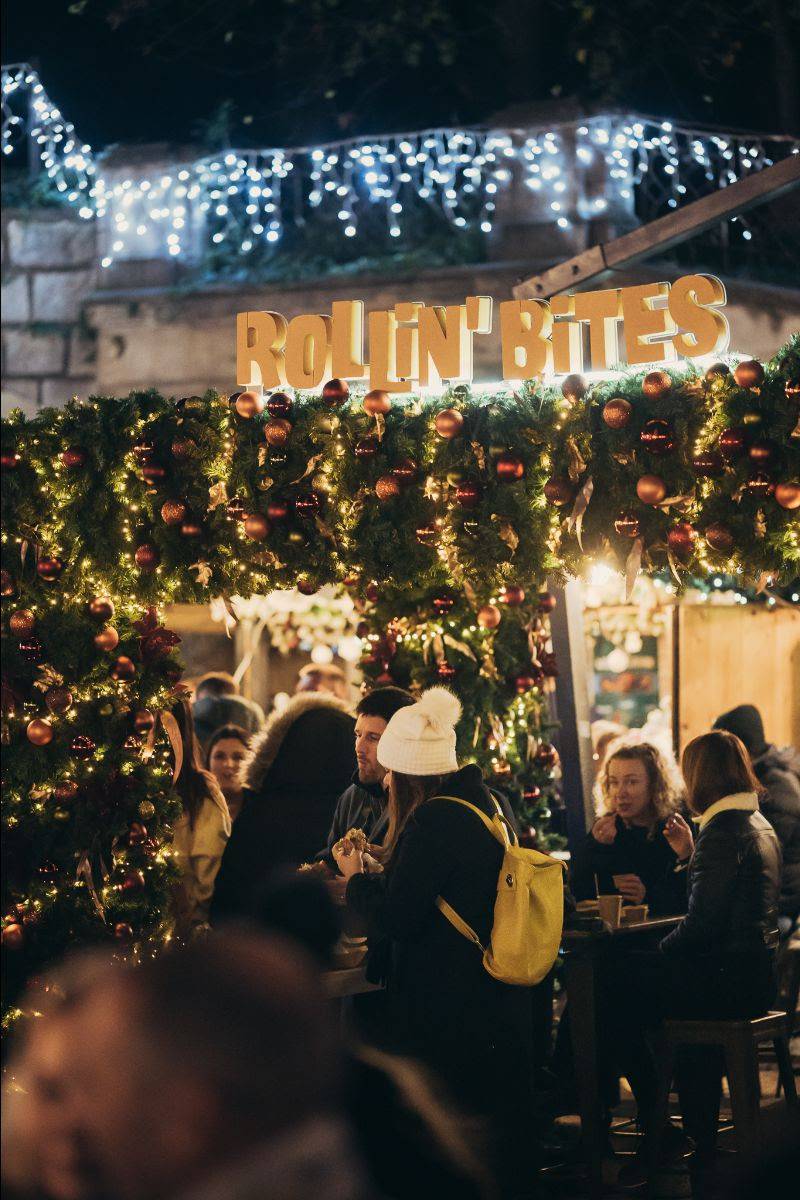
548, 578, 595, 849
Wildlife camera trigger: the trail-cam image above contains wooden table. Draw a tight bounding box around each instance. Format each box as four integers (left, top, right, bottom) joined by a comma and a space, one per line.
562, 915, 683, 1196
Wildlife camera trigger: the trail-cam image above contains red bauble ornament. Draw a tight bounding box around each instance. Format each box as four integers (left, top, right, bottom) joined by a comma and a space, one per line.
602, 397, 633, 429
746, 472, 775, 497
436, 661, 457, 682
235, 389, 264, 418
455, 481, 481, 509
180, 519, 203, 538
544, 476, 575, 506
61, 446, 87, 469
36, 557, 64, 581
121, 870, 146, 894
141, 462, 167, 485
294, 491, 322, 518
54, 779, 79, 802
636, 474, 667, 505
642, 370, 672, 399
111, 655, 136, 682
19, 637, 43, 663
432, 591, 456, 614
160, 500, 187, 526
734, 360, 765, 389
322, 378, 350, 407
705, 522, 735, 553
538, 591, 557, 614
513, 671, 540, 694
375, 475, 401, 502
1, 923, 24, 950
748, 440, 776, 466
243, 513, 270, 541
705, 363, 731, 383
667, 522, 696, 561
264, 418, 292, 448
363, 389, 391, 415
354, 436, 380, 459
785, 379, 800, 404
495, 454, 525, 481
391, 457, 417, 486
692, 450, 724, 478
296, 576, 317, 596
415, 524, 437, 545
134, 544, 160, 572
562, 374, 587, 403
364, 582, 380, 603
640, 419, 674, 456
170, 437, 196, 461
534, 742, 559, 770
775, 482, 800, 510
94, 625, 120, 651
133, 439, 155, 461
1, 451, 20, 470
128, 821, 148, 846
614, 510, 641, 539
434, 408, 464, 438
266, 499, 289, 522
266, 391, 293, 418
45, 687, 73, 714
523, 785, 542, 803
72, 736, 95, 760
9, 609, 35, 636
27, 718, 54, 746
226, 497, 247, 521
477, 604, 502, 629
88, 596, 115, 621
133, 710, 156, 734
500, 586, 526, 606
113, 922, 134, 942
718, 427, 747, 461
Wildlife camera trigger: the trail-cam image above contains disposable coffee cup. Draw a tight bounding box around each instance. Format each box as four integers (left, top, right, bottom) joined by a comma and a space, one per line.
598, 894, 623, 929
622, 904, 649, 923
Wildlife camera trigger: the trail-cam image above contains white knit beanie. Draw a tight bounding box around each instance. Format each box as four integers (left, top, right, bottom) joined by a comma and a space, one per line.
377, 687, 462, 776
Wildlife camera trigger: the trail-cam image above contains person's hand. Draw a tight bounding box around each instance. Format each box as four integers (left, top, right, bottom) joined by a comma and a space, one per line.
591, 814, 618, 845
324, 874, 349, 903
332, 838, 364, 879
663, 812, 694, 861
613, 874, 646, 904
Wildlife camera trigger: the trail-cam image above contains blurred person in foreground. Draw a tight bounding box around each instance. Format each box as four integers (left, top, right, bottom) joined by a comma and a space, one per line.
296, 661, 351, 703
2, 933, 374, 1200
205, 724, 250, 821
714, 703, 800, 933
191, 672, 264, 749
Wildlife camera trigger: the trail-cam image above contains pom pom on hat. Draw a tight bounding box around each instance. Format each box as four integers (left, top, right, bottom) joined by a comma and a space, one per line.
377, 686, 461, 776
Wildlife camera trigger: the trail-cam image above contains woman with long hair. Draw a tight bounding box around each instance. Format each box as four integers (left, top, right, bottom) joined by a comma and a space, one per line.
571, 740, 689, 915
170, 695, 231, 934
206, 724, 250, 821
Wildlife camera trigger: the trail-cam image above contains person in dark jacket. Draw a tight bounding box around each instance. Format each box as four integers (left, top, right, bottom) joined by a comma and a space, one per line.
210, 693, 356, 922
335, 686, 538, 1195
191, 671, 265, 749
571, 741, 690, 917
713, 704, 800, 927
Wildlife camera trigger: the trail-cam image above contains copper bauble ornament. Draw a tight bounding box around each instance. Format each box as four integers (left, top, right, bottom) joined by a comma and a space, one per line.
602, 397, 633, 429
434, 408, 464, 438
267, 391, 293, 418
235, 389, 264, 418
264, 418, 292, 448
138, 799, 156, 819
121, 869, 146, 894
296, 576, 317, 596
354, 436, 380, 459
495, 453, 525, 481
775, 482, 800, 510
614, 510, 641, 538
160, 500, 187, 526
226, 497, 247, 521
111, 656, 136, 682
375, 475, 401, 502
128, 821, 148, 846
718, 427, 747, 461
1, 570, 15, 596
54, 779, 79, 802
432, 591, 456, 614
243, 513, 270, 541
748, 440, 776, 466
19, 637, 43, 663
667, 522, 696, 561
363, 389, 391, 415
113, 922, 134, 942
266, 499, 289, 522
1, 451, 20, 470
36, 557, 64, 581
500, 585, 526, 606
636, 474, 667, 505
94, 625, 120, 651
294, 491, 322, 518
1, 923, 24, 950
562, 374, 587, 403
746, 472, 775, 497
141, 462, 166, 485
322, 378, 350, 407
70, 734, 96, 760
640, 419, 674, 456
415, 524, 437, 545
692, 450, 724, 478
88, 596, 115, 621
61, 446, 87, 469
9, 609, 35, 636
436, 661, 457, 682
734, 360, 764, 389
27, 718, 54, 746
538, 591, 557, 614
391, 457, 417, 486
534, 742, 559, 770
705, 363, 730, 383
455, 481, 481, 509
45, 687, 73, 714
180, 518, 203, 538
170, 437, 196, 461
544, 475, 575, 506
134, 544, 160, 572
642, 370, 672, 399
705, 522, 735, 553
477, 604, 502, 629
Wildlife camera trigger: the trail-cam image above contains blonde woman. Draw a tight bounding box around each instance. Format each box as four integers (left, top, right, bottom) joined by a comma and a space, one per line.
571, 741, 690, 916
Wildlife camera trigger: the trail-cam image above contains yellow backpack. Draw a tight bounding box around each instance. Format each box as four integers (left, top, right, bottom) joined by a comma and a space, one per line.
434, 796, 566, 986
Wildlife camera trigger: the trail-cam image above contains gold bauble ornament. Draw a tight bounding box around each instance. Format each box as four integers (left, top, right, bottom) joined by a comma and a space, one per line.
477, 604, 502, 629
642, 370, 672, 399
138, 800, 156, 819
602, 397, 632, 429
434, 408, 464, 438
27, 718, 54, 746
88, 596, 115, 621
775, 482, 800, 510
363, 389, 391, 415
264, 418, 292, 447
375, 475, 401, 501
160, 500, 187, 526
9, 609, 36, 636
235, 389, 264, 418
636, 474, 667, 505
94, 625, 120, 652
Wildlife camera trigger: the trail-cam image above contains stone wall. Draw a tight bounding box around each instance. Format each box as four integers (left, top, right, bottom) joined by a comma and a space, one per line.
1, 210, 97, 415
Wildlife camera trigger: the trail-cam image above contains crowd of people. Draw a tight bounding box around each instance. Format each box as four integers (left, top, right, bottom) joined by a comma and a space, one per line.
3, 663, 799, 1200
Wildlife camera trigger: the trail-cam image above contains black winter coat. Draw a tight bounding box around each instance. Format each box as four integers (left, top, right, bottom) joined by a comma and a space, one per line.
345, 765, 534, 1117
210, 694, 356, 922
661, 802, 781, 959
753, 745, 800, 919
570, 815, 688, 916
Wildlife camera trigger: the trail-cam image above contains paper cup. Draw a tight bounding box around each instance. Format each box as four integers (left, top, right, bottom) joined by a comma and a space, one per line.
598, 894, 623, 929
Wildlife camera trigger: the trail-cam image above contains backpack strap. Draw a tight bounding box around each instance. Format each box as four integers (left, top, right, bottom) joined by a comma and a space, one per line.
431, 795, 509, 951
435, 896, 485, 951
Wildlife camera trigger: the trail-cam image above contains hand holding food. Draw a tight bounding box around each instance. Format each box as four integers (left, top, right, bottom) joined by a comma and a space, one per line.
333, 828, 383, 875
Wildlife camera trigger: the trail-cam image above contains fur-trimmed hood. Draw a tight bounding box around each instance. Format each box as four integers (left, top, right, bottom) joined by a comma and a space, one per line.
242, 692, 355, 794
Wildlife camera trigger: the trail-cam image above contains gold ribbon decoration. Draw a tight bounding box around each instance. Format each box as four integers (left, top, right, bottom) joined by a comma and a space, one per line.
667, 550, 684, 586
625, 536, 645, 601
443, 633, 476, 661
566, 436, 587, 484
76, 853, 106, 922
491, 516, 519, 555
189, 561, 213, 586
568, 476, 594, 550
142, 709, 184, 783
207, 481, 229, 510
656, 492, 694, 513
470, 441, 487, 474
754, 508, 767, 539
289, 451, 325, 485
34, 665, 65, 692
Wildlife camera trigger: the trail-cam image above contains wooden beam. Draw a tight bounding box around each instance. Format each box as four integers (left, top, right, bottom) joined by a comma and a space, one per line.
514, 154, 800, 300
